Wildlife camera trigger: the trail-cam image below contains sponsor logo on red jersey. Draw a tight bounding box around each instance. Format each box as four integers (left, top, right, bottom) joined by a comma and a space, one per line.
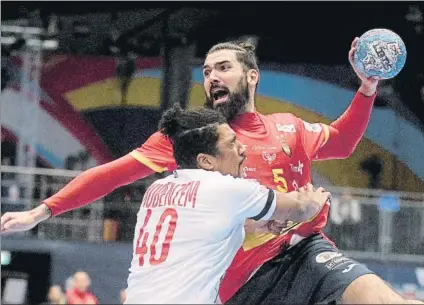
303, 121, 322, 133
290, 160, 304, 175
276, 123, 296, 133
262, 152, 276, 164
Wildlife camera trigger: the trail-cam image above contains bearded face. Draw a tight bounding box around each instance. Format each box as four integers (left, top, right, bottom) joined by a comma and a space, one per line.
204, 76, 250, 121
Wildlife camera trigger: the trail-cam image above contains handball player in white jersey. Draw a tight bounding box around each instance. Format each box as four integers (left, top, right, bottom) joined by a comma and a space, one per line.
125, 104, 331, 304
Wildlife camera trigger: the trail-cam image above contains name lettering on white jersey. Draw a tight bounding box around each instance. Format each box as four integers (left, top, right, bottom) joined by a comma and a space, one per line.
142, 181, 201, 209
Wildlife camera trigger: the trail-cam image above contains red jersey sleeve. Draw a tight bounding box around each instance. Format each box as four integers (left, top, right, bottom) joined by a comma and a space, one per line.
129, 131, 177, 172
314, 91, 376, 160
298, 119, 331, 160
299, 90, 376, 160
43, 131, 176, 217
43, 154, 154, 216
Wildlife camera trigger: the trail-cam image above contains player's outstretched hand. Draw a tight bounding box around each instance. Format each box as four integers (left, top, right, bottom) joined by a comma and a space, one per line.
348, 37, 379, 96
1, 204, 51, 234
296, 183, 331, 222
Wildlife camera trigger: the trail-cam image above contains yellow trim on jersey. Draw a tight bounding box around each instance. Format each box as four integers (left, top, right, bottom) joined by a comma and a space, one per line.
129, 150, 168, 173
243, 232, 277, 251
242, 221, 304, 251
320, 124, 330, 148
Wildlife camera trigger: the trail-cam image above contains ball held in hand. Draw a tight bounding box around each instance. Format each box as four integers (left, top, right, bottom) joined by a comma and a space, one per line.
353, 28, 407, 80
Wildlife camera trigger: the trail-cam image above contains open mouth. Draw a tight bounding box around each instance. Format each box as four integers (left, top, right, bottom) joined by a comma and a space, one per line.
211, 87, 229, 104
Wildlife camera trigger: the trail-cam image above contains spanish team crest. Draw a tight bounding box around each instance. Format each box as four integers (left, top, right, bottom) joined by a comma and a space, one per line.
282, 143, 292, 157
277, 135, 292, 157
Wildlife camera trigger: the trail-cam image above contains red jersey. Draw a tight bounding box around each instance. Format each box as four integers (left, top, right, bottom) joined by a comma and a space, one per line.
66, 289, 98, 304
130, 111, 332, 301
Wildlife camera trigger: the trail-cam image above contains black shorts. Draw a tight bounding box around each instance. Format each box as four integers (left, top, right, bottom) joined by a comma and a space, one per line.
226, 233, 374, 305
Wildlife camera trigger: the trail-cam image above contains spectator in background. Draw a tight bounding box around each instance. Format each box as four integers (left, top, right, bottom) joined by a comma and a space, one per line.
119, 289, 126, 304
66, 271, 98, 304
47, 285, 67, 304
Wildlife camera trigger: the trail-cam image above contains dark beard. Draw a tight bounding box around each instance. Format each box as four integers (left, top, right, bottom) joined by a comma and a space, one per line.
204, 80, 250, 121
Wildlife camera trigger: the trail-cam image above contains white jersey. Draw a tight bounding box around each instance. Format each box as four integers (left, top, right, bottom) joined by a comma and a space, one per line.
125, 169, 276, 304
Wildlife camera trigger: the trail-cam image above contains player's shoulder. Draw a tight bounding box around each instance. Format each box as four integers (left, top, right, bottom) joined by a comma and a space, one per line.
169, 169, 224, 183
187, 170, 261, 191
262, 112, 323, 130
148, 130, 172, 142
135, 130, 172, 151
260, 112, 304, 133
189, 169, 234, 184
262, 112, 301, 123
209, 173, 263, 194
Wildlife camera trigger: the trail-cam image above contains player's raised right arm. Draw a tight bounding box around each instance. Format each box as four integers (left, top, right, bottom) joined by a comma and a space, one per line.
43, 131, 176, 216
42, 154, 155, 216
1, 131, 176, 234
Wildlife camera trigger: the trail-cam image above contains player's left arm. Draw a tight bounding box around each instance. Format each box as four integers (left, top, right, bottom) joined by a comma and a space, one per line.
302, 37, 379, 160
302, 89, 376, 160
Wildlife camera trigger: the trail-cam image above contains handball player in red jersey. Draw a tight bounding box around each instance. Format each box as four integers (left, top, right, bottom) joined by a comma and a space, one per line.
2, 38, 423, 304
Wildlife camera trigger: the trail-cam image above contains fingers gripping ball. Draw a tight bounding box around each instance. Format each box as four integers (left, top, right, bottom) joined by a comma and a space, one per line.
353, 28, 407, 80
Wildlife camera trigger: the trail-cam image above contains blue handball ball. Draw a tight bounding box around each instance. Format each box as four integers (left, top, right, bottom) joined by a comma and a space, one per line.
353, 28, 407, 80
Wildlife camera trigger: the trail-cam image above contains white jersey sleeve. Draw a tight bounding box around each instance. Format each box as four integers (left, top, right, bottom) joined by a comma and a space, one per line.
215, 175, 276, 223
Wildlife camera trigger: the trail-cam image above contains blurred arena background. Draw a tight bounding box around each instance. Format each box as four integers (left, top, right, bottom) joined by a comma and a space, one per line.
1, 1, 424, 304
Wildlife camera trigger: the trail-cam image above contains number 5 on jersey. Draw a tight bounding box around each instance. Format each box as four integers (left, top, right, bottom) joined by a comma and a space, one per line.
136, 208, 178, 266
272, 168, 288, 193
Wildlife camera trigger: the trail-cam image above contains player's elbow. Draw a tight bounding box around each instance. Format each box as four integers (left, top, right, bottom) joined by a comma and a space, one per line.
326, 126, 362, 159
317, 143, 356, 160
338, 145, 356, 159
332, 137, 359, 159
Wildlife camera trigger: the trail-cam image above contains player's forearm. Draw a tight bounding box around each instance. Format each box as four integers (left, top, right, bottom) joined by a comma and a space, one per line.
43, 154, 155, 216
272, 191, 319, 223
29, 203, 52, 223
317, 89, 376, 159
358, 82, 378, 97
